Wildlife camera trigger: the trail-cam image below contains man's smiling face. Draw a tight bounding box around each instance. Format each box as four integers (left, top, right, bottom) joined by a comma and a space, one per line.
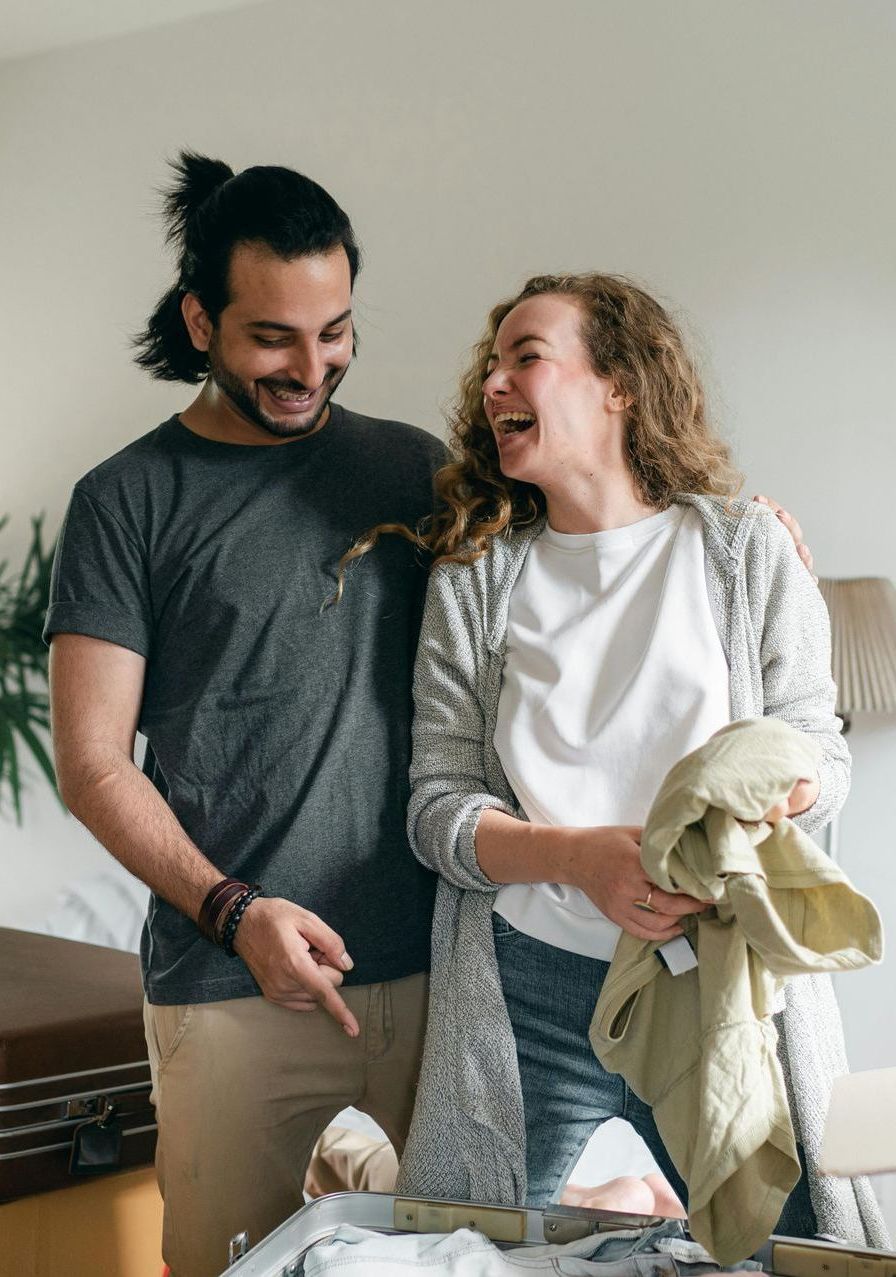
191, 241, 354, 441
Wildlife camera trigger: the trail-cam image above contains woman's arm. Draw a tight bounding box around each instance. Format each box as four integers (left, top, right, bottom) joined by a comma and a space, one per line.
407, 562, 623, 891
476, 810, 699, 941
407, 563, 516, 891
409, 565, 705, 939
754, 509, 851, 834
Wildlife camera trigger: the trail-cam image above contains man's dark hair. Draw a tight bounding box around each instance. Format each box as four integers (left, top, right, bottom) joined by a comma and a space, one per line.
134, 151, 361, 383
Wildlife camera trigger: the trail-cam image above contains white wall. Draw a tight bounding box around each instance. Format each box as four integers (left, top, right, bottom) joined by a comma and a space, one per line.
1, 0, 894, 1221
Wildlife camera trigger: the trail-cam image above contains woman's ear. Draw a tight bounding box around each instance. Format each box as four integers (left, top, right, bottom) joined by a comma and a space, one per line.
607, 383, 633, 414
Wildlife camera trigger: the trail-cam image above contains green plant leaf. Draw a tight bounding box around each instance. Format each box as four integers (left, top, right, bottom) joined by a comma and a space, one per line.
13, 717, 61, 806
0, 714, 23, 824
0, 513, 59, 824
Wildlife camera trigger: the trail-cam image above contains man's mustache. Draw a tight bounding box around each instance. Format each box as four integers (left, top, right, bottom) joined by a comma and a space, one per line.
261, 367, 342, 395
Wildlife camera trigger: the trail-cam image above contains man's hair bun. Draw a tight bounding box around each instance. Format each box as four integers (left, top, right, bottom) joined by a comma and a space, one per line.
162, 150, 235, 247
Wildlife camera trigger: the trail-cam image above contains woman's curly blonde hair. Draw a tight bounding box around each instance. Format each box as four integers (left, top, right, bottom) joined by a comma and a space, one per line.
332, 272, 741, 600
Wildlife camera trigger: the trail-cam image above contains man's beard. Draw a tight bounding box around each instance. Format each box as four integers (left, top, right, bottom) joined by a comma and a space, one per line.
207, 340, 348, 440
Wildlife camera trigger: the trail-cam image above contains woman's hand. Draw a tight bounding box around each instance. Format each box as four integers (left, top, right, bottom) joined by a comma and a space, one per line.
568, 826, 710, 943
762, 775, 820, 822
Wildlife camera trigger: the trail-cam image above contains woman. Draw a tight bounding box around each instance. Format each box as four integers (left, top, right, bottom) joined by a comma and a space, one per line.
388, 273, 886, 1246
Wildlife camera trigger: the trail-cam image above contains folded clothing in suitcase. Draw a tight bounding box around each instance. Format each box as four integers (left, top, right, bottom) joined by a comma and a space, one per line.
0, 927, 156, 1201
221, 1192, 896, 1277
300, 1216, 759, 1275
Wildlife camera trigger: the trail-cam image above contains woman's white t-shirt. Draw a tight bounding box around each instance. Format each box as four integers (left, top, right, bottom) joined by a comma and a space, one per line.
492, 505, 731, 960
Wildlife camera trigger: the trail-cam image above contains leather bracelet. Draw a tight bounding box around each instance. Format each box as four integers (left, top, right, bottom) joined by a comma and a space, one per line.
210, 883, 252, 945
221, 886, 262, 957
199, 880, 247, 944
197, 876, 249, 944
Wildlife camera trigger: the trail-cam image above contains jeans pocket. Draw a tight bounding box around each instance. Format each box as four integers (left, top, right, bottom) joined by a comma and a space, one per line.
491, 912, 519, 941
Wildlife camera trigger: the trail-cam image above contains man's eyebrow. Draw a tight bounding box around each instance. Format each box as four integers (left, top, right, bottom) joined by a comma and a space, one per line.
246, 309, 353, 333
486, 334, 550, 362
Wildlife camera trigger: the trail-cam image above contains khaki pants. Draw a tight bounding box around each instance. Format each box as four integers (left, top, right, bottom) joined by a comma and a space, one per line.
144, 973, 427, 1277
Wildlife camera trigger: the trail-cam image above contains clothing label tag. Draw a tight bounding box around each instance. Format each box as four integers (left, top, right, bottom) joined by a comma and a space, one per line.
656, 935, 698, 976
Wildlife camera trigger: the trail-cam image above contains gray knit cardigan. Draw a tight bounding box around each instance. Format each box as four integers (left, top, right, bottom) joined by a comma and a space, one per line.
396, 495, 889, 1249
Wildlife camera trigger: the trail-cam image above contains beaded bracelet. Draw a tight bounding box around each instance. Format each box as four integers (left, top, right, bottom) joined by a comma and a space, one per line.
221, 886, 263, 957
210, 883, 252, 946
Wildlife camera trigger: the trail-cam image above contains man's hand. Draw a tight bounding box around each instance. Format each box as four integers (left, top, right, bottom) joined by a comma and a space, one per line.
233, 897, 360, 1036
568, 826, 710, 943
753, 495, 816, 579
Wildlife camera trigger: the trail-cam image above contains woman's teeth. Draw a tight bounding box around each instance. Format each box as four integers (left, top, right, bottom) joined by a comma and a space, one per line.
494, 411, 535, 434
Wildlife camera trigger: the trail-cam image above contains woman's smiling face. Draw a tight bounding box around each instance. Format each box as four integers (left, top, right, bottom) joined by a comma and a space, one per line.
481, 294, 625, 489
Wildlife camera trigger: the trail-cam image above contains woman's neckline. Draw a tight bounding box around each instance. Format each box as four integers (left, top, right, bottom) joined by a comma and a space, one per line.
540, 504, 683, 550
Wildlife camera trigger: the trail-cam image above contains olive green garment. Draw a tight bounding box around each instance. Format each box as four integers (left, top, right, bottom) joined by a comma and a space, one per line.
590, 718, 883, 1266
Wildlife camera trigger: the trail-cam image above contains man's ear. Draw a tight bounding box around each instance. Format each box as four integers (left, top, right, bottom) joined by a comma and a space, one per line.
181, 293, 213, 353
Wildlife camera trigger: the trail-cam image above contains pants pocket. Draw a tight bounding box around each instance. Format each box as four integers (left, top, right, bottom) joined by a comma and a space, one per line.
491, 912, 520, 941
144, 1000, 195, 1075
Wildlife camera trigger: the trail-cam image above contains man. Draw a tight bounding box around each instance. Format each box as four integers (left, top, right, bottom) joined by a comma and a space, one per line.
46, 152, 814, 1276
46, 153, 444, 1277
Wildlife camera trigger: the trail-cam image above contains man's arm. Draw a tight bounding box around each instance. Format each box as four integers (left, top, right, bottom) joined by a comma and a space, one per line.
49, 633, 359, 1035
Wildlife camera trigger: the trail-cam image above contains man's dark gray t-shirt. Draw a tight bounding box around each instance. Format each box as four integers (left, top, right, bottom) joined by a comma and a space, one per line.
45, 405, 446, 1004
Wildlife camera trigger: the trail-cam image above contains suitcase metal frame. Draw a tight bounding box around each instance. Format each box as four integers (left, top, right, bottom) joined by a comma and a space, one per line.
0, 1057, 156, 1174
222, 1191, 665, 1274
0, 928, 157, 1201
221, 1191, 896, 1277
0, 1056, 157, 1199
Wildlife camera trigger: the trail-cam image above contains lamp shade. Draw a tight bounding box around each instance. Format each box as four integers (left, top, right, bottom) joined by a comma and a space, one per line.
817, 577, 896, 716
819, 1067, 896, 1176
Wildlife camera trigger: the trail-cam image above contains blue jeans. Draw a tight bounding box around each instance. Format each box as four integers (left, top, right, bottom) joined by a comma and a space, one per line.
492, 914, 817, 1237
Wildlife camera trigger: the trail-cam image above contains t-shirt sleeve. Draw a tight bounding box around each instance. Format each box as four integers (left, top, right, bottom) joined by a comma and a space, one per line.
427, 433, 451, 472
43, 486, 153, 658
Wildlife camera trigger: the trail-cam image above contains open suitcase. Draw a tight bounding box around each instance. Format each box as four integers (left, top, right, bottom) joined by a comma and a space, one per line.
220, 1191, 896, 1276
0, 927, 157, 1201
